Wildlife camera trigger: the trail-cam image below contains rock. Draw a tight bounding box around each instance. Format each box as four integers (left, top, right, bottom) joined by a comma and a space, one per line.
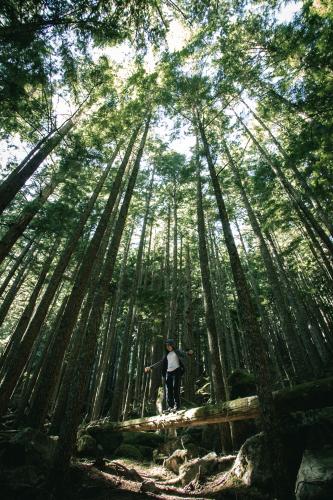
295, 448, 333, 499
164, 449, 188, 473
77, 434, 99, 457
178, 452, 235, 486
158, 437, 183, 456
114, 444, 143, 461
228, 369, 256, 399
87, 428, 123, 454
0, 427, 57, 469
186, 442, 207, 459
228, 433, 271, 489
140, 479, 158, 493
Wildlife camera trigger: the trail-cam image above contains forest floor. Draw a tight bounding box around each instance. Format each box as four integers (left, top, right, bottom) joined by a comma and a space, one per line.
67, 457, 264, 500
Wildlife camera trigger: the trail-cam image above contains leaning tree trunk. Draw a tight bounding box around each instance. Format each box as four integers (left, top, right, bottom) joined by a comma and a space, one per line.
90, 226, 133, 421
48, 193, 121, 434
25, 125, 142, 428
0, 254, 35, 328
240, 96, 333, 237
51, 117, 150, 477
0, 106, 83, 215
0, 239, 35, 298
0, 175, 60, 265
0, 137, 125, 417
0, 245, 57, 379
109, 159, 154, 421
236, 111, 333, 259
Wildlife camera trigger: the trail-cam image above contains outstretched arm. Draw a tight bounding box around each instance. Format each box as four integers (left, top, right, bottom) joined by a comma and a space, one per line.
144, 358, 163, 373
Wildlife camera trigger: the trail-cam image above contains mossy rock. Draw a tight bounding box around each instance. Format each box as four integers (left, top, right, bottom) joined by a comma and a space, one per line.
87, 429, 123, 454
122, 431, 164, 448
228, 369, 257, 399
114, 444, 143, 461
77, 434, 98, 457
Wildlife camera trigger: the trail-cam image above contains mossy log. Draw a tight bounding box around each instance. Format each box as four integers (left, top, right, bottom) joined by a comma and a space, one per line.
86, 377, 333, 433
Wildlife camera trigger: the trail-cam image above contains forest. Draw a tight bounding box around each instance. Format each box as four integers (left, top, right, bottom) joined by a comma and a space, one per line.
0, 1, 332, 499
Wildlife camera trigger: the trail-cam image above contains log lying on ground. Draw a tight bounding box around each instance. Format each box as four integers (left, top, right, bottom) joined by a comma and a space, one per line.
86, 376, 333, 433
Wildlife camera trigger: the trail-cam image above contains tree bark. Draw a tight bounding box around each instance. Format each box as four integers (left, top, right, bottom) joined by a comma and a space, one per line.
0, 139, 125, 417
25, 126, 142, 428
236, 111, 333, 259
0, 111, 80, 215
195, 153, 232, 452
0, 176, 60, 265
51, 117, 150, 475
86, 376, 333, 432
222, 139, 311, 382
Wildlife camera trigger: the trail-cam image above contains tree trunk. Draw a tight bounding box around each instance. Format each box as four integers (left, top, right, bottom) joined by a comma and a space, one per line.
90, 226, 133, 421
51, 117, 150, 476
0, 238, 35, 298
183, 244, 196, 402
197, 114, 286, 496
0, 258, 33, 328
109, 160, 154, 421
86, 376, 333, 432
236, 112, 333, 259
240, 96, 333, 236
25, 126, 142, 428
0, 111, 80, 215
195, 152, 232, 453
222, 139, 311, 382
0, 138, 126, 417
0, 245, 57, 379
0, 176, 60, 265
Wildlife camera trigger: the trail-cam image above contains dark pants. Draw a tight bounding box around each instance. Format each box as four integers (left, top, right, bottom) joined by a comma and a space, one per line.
165, 368, 181, 409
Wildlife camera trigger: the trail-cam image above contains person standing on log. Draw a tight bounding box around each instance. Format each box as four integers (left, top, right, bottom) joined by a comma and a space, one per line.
145, 339, 193, 413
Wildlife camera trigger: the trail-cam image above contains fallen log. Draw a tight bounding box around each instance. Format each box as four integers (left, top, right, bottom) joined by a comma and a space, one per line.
86, 376, 333, 433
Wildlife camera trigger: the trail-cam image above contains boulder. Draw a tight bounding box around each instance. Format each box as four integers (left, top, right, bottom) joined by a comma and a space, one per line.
0, 427, 57, 469
178, 452, 235, 486
164, 449, 188, 473
87, 428, 123, 454
295, 448, 333, 499
228, 369, 256, 399
76, 434, 99, 457
158, 437, 183, 456
230, 432, 271, 489
140, 479, 159, 493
